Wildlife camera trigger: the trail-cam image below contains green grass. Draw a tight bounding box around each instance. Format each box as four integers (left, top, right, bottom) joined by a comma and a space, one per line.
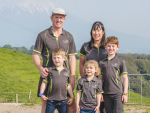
127, 91, 150, 104
0, 48, 80, 105
0, 48, 150, 108
0, 48, 41, 104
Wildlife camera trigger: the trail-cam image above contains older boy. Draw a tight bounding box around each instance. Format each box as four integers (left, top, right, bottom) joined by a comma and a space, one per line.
39, 48, 74, 113
99, 36, 128, 113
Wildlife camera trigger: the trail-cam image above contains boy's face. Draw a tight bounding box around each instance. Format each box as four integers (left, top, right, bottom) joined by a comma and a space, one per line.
85, 64, 97, 76
52, 55, 65, 67
105, 43, 119, 55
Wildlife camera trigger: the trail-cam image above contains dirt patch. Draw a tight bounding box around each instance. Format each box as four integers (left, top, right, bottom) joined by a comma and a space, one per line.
0, 103, 58, 113
124, 107, 147, 113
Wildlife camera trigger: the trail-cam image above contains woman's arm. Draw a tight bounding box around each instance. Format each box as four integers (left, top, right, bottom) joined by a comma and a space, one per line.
79, 55, 85, 78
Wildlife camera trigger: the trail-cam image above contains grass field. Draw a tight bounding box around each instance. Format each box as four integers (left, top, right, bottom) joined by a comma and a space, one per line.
0, 48, 150, 113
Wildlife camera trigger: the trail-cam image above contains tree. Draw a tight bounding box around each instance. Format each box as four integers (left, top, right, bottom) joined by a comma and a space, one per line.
3, 44, 12, 49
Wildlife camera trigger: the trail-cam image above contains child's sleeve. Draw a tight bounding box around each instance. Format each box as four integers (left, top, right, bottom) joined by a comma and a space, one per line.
96, 79, 104, 94
120, 59, 128, 75
43, 74, 50, 83
76, 78, 83, 92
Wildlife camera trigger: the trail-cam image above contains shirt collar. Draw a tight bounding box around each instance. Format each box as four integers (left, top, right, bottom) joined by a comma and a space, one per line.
85, 75, 97, 82
49, 26, 65, 36
105, 54, 118, 61
51, 65, 67, 71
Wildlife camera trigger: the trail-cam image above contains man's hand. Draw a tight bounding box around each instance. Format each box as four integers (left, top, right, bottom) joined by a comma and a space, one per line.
70, 75, 75, 90
122, 95, 128, 104
41, 68, 49, 78
41, 95, 48, 101
94, 105, 100, 113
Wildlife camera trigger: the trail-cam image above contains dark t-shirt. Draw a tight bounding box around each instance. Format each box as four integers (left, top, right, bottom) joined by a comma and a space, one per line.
34, 27, 77, 67
80, 42, 107, 62
76, 76, 103, 111
99, 55, 128, 94
43, 67, 70, 101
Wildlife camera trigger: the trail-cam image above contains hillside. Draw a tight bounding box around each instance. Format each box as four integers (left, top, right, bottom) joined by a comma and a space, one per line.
0, 48, 40, 103
0, 48, 150, 105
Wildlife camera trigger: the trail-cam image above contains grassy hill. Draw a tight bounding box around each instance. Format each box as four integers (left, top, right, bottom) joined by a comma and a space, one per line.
0, 48, 80, 104
0, 48, 150, 107
0, 48, 40, 103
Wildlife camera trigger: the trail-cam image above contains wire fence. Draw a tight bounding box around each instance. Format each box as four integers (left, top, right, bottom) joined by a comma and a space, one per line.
0, 74, 150, 105
127, 74, 150, 105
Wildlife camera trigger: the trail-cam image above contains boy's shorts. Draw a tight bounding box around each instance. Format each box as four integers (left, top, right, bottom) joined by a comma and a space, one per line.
37, 76, 49, 97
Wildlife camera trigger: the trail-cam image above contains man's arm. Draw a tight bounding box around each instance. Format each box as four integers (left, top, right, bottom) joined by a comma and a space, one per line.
33, 52, 48, 78
122, 74, 128, 104
79, 55, 85, 78
69, 55, 76, 90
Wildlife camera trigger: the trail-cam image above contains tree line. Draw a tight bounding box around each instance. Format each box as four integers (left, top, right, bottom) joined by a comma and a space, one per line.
1, 44, 34, 55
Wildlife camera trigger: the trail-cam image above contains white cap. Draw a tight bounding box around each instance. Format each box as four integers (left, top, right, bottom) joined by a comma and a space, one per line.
52, 8, 66, 16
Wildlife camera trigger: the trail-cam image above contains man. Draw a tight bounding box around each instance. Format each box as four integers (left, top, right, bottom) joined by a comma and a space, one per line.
33, 8, 77, 113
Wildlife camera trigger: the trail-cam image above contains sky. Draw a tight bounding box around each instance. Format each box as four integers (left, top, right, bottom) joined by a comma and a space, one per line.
0, 0, 150, 53
1, 0, 149, 38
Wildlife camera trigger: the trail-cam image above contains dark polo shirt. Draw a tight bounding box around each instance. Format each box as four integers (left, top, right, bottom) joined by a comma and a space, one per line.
33, 27, 77, 68
43, 67, 70, 101
99, 55, 128, 94
80, 42, 107, 62
77, 76, 103, 111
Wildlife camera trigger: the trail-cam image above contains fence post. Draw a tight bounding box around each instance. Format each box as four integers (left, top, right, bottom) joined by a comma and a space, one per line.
29, 90, 31, 99
141, 75, 142, 104
128, 75, 130, 104
16, 94, 18, 103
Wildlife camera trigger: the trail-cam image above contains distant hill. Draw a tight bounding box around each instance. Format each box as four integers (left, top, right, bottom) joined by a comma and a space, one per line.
0, 48, 40, 103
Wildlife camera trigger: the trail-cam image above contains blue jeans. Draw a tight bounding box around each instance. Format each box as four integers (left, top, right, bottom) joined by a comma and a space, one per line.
80, 109, 95, 113
46, 100, 67, 113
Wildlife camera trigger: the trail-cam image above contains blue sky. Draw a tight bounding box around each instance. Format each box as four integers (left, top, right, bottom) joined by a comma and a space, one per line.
0, 0, 150, 53
1, 0, 149, 38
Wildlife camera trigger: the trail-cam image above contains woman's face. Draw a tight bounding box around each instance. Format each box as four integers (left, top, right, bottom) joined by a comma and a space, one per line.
92, 27, 105, 41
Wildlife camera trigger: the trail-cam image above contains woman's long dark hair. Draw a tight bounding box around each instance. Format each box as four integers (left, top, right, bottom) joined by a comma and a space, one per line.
89, 21, 105, 48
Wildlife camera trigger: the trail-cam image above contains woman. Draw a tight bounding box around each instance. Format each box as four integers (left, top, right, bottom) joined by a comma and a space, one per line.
79, 21, 107, 113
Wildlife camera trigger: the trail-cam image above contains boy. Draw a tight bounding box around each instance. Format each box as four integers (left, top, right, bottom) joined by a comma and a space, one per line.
99, 36, 128, 113
76, 60, 103, 113
39, 48, 74, 113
